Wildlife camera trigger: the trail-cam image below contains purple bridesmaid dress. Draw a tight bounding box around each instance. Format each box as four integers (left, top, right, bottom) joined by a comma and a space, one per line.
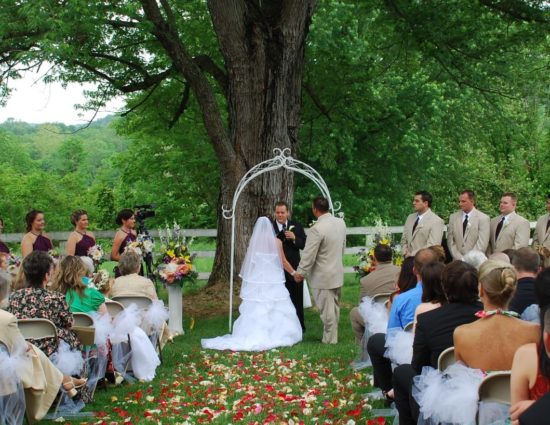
75, 234, 96, 256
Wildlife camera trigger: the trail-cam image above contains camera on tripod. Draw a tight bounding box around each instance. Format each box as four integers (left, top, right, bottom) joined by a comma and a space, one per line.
134, 204, 156, 223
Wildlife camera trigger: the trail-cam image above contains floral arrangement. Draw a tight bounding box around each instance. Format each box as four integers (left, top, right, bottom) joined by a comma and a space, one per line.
156, 221, 197, 287
7, 253, 21, 268
47, 248, 61, 263
124, 234, 154, 257
354, 218, 403, 278
87, 244, 105, 267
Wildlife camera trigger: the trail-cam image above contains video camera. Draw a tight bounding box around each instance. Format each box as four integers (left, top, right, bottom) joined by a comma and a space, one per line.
134, 204, 156, 222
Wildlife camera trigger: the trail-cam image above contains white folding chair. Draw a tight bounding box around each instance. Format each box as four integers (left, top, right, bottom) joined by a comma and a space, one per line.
478, 371, 512, 405
372, 292, 392, 305
403, 321, 414, 332
437, 346, 456, 371
105, 301, 125, 318
17, 318, 58, 346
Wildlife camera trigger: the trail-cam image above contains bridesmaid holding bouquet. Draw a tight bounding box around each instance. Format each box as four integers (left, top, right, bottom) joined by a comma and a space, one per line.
66, 209, 96, 257
21, 210, 53, 258
110, 209, 137, 277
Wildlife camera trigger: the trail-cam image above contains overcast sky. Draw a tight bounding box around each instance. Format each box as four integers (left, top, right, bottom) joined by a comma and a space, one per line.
0, 70, 124, 125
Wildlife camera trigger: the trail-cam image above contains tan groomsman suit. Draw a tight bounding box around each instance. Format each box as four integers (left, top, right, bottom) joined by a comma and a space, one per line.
401, 209, 444, 257
447, 208, 491, 260
297, 212, 346, 344
489, 212, 530, 254
532, 213, 550, 267
349, 262, 400, 343
0, 309, 63, 423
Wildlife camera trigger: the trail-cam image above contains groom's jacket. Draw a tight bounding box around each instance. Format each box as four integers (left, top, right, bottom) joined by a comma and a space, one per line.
272, 219, 306, 270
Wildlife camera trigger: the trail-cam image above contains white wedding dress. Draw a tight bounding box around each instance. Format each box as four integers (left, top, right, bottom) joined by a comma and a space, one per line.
201, 217, 303, 351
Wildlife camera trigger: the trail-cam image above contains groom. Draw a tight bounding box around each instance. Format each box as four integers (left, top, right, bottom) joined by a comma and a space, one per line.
273, 201, 307, 332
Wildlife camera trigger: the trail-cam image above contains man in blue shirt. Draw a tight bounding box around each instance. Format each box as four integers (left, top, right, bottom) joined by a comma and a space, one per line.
367, 248, 438, 398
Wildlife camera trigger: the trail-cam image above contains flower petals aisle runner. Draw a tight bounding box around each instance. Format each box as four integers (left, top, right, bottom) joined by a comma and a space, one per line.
90, 350, 387, 425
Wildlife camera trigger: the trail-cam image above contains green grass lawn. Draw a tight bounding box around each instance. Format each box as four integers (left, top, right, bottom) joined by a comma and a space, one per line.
47, 274, 391, 425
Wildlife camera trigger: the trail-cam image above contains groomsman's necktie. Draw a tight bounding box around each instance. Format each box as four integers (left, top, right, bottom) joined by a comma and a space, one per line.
463, 214, 469, 235
282, 223, 287, 231
495, 216, 505, 240
413, 215, 420, 233
546, 218, 550, 232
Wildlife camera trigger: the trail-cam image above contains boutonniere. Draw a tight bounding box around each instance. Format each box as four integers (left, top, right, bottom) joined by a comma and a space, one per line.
467, 221, 471, 228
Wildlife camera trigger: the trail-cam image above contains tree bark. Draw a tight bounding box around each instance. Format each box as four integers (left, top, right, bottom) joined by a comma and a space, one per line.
206, 0, 316, 286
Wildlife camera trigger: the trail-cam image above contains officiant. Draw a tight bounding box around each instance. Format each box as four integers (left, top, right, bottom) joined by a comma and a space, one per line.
273, 201, 307, 332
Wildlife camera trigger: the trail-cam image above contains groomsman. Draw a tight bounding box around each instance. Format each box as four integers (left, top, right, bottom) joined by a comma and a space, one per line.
401, 191, 444, 257
489, 192, 530, 254
294, 197, 346, 344
446, 190, 490, 260
272, 201, 307, 332
532, 193, 550, 267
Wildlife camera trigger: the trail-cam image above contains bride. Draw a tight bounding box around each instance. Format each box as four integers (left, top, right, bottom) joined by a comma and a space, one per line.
201, 216, 303, 351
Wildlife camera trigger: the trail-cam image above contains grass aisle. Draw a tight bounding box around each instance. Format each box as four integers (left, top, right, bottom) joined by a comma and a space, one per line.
53, 277, 387, 424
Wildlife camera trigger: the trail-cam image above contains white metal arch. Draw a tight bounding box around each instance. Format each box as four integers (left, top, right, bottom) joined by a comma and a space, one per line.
222, 148, 341, 331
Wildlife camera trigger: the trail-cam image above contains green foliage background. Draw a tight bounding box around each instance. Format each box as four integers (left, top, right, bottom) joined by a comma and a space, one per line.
0, 1, 549, 234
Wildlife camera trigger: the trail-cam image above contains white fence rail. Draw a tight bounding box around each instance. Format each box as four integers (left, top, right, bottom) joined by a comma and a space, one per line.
3, 223, 538, 278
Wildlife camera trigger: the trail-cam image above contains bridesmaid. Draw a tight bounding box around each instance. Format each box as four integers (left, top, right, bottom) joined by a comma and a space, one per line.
110, 209, 137, 277
66, 209, 96, 256
21, 210, 53, 258
0, 217, 9, 254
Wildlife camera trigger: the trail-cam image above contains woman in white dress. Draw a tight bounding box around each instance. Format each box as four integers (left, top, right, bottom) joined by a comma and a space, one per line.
201, 217, 303, 351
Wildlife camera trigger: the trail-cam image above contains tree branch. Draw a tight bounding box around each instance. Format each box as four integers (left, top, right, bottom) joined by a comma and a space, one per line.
169, 82, 191, 128
303, 81, 332, 121
478, 0, 549, 24
193, 54, 228, 96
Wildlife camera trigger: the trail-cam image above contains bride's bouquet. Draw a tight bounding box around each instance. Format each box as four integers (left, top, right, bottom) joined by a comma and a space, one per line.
155, 222, 197, 287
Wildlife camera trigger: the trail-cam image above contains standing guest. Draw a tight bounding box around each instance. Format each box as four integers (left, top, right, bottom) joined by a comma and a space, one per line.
8, 251, 81, 357
66, 209, 96, 257
532, 193, 550, 268
110, 209, 137, 278
21, 210, 53, 258
510, 268, 550, 424
489, 192, 530, 254
272, 201, 307, 332
401, 191, 444, 258
52, 256, 107, 315
294, 197, 346, 344
0, 217, 10, 253
509, 247, 540, 315
447, 190, 491, 260
349, 243, 400, 344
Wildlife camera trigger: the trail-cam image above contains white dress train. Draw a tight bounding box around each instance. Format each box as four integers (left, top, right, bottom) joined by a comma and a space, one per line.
201, 217, 303, 351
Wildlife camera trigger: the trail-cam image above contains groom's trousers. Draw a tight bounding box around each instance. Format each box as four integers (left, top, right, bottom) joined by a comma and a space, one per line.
311, 287, 340, 344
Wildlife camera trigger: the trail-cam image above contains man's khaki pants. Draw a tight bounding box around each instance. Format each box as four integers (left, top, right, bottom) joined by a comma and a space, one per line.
311, 287, 341, 344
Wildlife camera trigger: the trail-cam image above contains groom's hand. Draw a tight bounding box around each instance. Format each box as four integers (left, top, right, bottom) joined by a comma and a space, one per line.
293, 272, 304, 282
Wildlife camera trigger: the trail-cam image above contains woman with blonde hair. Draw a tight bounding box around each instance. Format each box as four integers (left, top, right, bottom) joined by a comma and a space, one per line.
66, 210, 96, 257
53, 256, 106, 315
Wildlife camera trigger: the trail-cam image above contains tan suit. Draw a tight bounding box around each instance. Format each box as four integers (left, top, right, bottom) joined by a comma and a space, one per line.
447, 208, 491, 260
111, 274, 171, 348
0, 310, 63, 423
297, 213, 346, 344
349, 262, 400, 343
489, 212, 530, 254
401, 209, 444, 257
532, 213, 550, 267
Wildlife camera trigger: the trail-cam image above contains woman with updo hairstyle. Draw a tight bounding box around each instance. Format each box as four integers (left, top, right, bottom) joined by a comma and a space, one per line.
453, 260, 539, 371
66, 209, 96, 257
21, 209, 53, 258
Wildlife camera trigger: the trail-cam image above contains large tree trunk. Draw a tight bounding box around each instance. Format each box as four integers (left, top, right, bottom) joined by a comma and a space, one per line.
207, 1, 316, 286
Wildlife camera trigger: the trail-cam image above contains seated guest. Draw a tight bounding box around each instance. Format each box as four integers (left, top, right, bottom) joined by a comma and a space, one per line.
111, 251, 158, 300
93, 269, 114, 300
504, 248, 518, 264
392, 261, 482, 425
0, 252, 8, 271
386, 256, 417, 311
66, 210, 96, 257
511, 268, 550, 424
510, 247, 540, 315
0, 271, 86, 422
462, 249, 487, 270
366, 248, 437, 399
455, 260, 539, 370
52, 256, 107, 315
8, 251, 81, 357
413, 261, 446, 327
517, 310, 550, 425
350, 243, 401, 344
21, 210, 53, 258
